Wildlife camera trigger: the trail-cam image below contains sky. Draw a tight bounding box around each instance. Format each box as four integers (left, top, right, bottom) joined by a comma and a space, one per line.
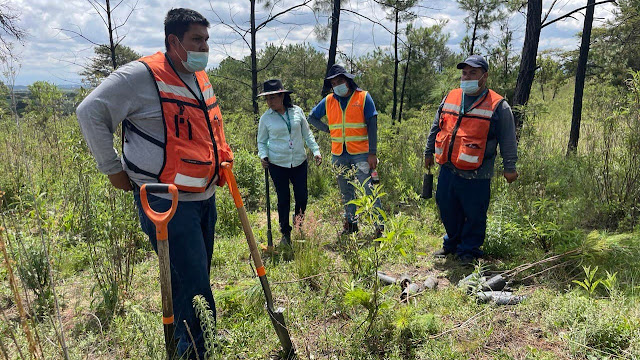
5, 0, 617, 86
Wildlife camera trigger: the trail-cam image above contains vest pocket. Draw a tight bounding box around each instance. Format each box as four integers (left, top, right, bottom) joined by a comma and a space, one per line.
455, 137, 485, 170
434, 133, 448, 164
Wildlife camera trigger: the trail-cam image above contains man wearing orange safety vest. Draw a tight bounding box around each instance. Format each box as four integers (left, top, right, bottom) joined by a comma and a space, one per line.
77, 8, 232, 359
309, 64, 383, 236
425, 55, 519, 265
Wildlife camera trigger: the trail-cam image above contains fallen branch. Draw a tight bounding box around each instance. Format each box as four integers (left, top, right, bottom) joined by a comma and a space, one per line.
271, 271, 348, 285
429, 307, 491, 339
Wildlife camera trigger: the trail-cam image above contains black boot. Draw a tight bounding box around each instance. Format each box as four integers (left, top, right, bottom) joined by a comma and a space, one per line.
340, 221, 358, 236
279, 233, 291, 247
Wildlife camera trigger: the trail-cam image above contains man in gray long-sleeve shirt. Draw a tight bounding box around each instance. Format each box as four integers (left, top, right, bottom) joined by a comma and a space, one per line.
76, 8, 233, 359
424, 55, 519, 265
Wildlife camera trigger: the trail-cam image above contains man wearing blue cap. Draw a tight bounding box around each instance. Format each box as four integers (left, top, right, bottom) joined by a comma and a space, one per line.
308, 64, 383, 236
424, 55, 519, 265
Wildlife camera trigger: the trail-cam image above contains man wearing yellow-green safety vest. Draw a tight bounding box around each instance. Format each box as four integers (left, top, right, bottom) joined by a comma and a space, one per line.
308, 64, 383, 236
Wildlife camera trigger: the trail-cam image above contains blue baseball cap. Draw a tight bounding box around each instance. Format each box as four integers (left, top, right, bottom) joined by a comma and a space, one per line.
456, 55, 489, 72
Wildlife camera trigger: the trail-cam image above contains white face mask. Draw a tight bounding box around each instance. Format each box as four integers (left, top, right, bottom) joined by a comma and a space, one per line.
177, 40, 209, 72
333, 83, 349, 97
460, 80, 480, 94
460, 73, 486, 94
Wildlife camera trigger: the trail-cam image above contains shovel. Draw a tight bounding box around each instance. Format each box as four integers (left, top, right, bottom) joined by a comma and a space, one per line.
221, 162, 296, 359
140, 184, 179, 359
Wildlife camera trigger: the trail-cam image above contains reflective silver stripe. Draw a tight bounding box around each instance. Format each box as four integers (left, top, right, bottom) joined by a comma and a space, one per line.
202, 87, 214, 101
442, 103, 460, 112
435, 147, 443, 155
344, 135, 368, 142
467, 108, 494, 118
156, 81, 198, 101
331, 137, 344, 143
458, 152, 479, 163
343, 123, 367, 129
174, 173, 208, 188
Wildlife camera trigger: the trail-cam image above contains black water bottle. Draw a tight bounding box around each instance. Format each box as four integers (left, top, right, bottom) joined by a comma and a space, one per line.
421, 172, 433, 199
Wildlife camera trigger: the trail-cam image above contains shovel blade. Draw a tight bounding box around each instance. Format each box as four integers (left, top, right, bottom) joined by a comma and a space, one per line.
267, 305, 295, 359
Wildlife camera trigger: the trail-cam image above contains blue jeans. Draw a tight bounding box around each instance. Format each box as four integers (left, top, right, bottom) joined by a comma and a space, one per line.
435, 166, 491, 258
268, 161, 308, 236
134, 191, 217, 360
332, 152, 382, 224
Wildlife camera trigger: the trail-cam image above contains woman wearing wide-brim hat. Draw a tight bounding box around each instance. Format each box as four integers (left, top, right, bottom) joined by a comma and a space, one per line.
257, 79, 322, 246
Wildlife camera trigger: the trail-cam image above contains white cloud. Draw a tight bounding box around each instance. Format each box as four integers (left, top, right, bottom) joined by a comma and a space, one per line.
5, 0, 620, 85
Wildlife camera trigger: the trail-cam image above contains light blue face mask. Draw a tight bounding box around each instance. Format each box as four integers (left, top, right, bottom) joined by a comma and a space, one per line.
460, 80, 480, 94
333, 83, 349, 97
178, 41, 209, 72
460, 73, 486, 94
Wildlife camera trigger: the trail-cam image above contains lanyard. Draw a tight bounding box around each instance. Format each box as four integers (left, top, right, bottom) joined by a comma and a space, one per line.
277, 110, 291, 135
460, 88, 488, 115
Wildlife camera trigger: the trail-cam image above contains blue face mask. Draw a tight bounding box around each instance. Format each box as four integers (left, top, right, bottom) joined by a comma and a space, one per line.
178, 41, 209, 72
460, 73, 486, 94
333, 83, 349, 97
460, 80, 480, 94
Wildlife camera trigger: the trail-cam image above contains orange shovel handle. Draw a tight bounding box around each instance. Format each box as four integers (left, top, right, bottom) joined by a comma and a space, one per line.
221, 162, 243, 208
140, 184, 179, 241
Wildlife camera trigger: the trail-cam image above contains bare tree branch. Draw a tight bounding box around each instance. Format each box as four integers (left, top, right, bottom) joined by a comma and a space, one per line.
257, 28, 293, 72
541, 0, 561, 24
341, 9, 399, 40
256, 0, 314, 31
541, 0, 616, 29
209, 6, 252, 49
55, 27, 102, 46
85, 0, 109, 28
209, 73, 252, 88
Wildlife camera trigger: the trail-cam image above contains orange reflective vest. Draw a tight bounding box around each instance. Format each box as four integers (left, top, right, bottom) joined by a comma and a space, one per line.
326, 90, 369, 156
435, 88, 504, 171
123, 52, 233, 192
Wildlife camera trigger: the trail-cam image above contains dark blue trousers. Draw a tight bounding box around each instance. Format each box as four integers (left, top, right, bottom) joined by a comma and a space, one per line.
134, 191, 217, 360
268, 160, 308, 236
435, 166, 491, 258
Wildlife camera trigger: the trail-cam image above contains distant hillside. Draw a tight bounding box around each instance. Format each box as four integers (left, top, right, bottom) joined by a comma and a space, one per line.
11, 84, 82, 93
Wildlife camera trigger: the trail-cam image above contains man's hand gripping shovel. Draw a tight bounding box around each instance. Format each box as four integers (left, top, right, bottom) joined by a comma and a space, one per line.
222, 162, 296, 359
140, 184, 179, 359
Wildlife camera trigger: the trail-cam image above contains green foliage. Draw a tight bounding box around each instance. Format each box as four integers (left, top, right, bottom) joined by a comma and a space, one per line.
193, 294, 218, 359
16, 239, 55, 316
588, 0, 640, 86
291, 212, 330, 290
26, 81, 64, 127
230, 148, 264, 211
457, 0, 505, 55
80, 44, 142, 86
535, 51, 570, 101
210, 43, 327, 113
544, 293, 638, 357
573, 265, 618, 298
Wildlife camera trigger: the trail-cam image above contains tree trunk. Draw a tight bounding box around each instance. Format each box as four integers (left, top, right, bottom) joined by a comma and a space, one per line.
250, 0, 259, 118
567, 0, 595, 155
512, 0, 542, 135
391, 9, 399, 122
470, 9, 479, 55
106, 0, 117, 70
398, 44, 412, 124
323, 0, 341, 96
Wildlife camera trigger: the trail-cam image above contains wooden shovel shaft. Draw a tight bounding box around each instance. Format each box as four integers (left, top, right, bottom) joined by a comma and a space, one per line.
140, 184, 179, 359
222, 163, 295, 357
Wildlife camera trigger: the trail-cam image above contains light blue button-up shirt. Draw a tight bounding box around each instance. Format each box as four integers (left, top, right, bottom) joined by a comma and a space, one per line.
257, 105, 321, 168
